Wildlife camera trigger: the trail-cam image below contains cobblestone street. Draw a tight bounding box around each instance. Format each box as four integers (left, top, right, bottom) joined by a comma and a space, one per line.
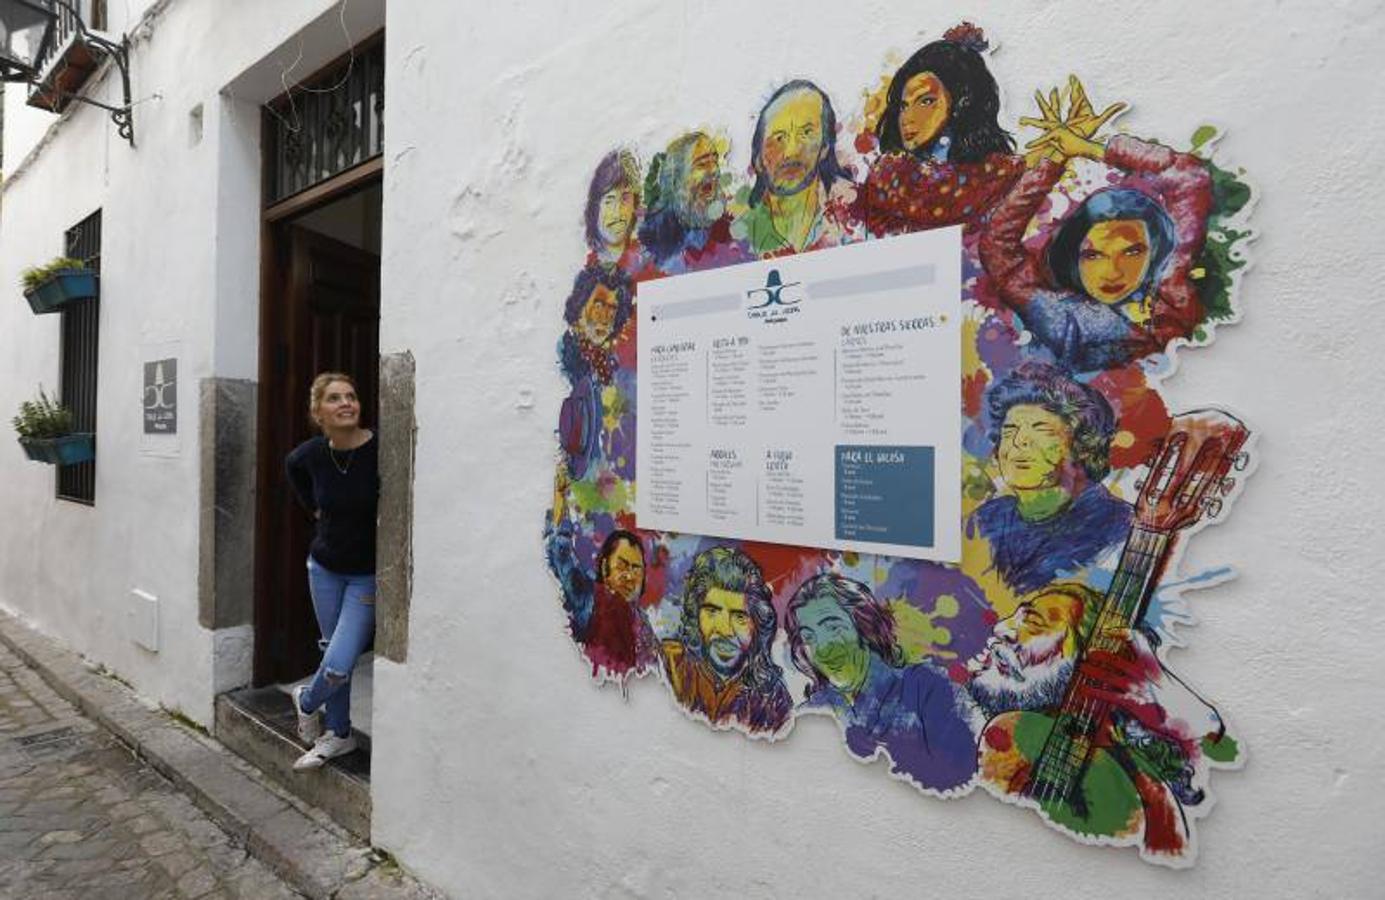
0, 643, 302, 899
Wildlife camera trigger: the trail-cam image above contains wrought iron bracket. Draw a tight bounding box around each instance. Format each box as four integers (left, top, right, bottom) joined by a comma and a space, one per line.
43, 0, 135, 145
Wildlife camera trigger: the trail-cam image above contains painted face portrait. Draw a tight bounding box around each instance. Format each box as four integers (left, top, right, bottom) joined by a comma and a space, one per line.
967, 592, 1082, 717
601, 538, 644, 605
898, 71, 951, 152
1078, 219, 1154, 305
997, 404, 1075, 491
698, 586, 755, 678
793, 595, 871, 694
680, 135, 724, 226
596, 186, 637, 251
758, 89, 828, 197
577, 283, 620, 346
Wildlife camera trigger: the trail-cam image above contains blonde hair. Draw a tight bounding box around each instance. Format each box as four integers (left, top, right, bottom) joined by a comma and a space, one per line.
308, 372, 358, 431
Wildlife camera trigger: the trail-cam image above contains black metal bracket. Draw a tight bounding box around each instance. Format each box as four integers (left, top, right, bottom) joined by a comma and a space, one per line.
45, 0, 135, 145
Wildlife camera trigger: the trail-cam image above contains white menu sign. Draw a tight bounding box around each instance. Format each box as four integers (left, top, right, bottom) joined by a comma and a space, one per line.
636, 228, 962, 562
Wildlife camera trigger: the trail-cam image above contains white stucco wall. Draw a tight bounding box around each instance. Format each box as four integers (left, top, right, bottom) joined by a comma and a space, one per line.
0, 0, 383, 724
375, 1, 1384, 897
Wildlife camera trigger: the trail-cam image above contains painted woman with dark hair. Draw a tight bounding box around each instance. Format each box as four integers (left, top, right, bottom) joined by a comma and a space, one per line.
583, 149, 646, 273
558, 264, 634, 386
854, 23, 1025, 237
785, 574, 978, 794
967, 362, 1133, 594
981, 90, 1213, 371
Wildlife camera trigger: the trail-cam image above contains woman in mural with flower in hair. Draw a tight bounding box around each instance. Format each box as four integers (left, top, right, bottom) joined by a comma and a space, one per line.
853, 23, 1025, 237
583, 149, 647, 274
980, 79, 1213, 372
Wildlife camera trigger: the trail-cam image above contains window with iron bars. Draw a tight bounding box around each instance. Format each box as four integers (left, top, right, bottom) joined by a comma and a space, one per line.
58, 210, 101, 504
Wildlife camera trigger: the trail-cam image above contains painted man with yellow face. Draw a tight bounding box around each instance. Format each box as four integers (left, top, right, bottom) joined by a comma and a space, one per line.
660, 547, 792, 735
736, 80, 855, 255
980, 78, 1213, 372
967, 362, 1133, 594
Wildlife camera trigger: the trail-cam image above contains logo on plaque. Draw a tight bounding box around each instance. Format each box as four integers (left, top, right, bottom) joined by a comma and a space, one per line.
143, 358, 177, 434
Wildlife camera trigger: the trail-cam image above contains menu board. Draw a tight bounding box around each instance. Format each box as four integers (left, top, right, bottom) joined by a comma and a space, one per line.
636, 228, 962, 561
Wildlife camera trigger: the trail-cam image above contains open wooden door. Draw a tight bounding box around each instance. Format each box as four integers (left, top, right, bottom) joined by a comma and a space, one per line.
254, 224, 380, 685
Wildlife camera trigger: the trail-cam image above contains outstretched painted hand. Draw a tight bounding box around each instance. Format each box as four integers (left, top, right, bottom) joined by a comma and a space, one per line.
550, 465, 571, 525
1022, 75, 1126, 166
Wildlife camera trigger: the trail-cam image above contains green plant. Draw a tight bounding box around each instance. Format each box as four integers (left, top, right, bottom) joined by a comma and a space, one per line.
11, 386, 74, 439
20, 256, 86, 292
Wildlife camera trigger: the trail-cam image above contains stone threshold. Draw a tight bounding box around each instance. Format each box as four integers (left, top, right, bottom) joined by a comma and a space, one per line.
0, 610, 441, 900
216, 686, 372, 841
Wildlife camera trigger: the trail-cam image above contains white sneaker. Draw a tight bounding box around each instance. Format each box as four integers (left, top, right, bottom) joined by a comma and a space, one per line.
292, 685, 322, 744
293, 732, 358, 771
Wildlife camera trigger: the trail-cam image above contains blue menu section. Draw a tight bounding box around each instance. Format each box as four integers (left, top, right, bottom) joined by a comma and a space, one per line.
834, 445, 935, 548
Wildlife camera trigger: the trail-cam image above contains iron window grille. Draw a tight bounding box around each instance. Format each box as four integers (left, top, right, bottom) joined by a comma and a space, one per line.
264, 34, 384, 205
58, 209, 100, 504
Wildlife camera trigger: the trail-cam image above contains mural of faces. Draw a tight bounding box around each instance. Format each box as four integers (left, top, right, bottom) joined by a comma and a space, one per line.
544, 20, 1255, 868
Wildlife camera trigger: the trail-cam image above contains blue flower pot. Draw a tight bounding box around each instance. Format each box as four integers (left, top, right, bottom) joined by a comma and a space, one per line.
23, 269, 99, 315
18, 433, 96, 465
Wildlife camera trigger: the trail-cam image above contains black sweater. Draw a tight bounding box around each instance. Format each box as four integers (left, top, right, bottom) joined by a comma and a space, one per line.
285, 434, 379, 574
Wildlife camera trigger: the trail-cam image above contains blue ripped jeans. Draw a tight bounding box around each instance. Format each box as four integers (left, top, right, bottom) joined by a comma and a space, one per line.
300, 556, 376, 738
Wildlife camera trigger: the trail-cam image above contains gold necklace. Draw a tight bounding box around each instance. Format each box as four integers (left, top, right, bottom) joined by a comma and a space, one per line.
327, 443, 355, 475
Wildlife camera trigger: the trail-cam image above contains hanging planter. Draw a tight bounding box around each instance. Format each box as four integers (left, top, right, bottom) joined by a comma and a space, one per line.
12, 387, 94, 466
19, 433, 96, 465
21, 257, 98, 315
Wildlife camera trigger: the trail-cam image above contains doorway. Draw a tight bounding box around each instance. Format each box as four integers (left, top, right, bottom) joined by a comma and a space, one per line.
253, 179, 382, 706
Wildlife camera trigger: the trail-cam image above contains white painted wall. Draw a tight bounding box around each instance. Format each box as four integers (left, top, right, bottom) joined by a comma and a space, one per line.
375, 1, 1385, 897
0, 0, 383, 724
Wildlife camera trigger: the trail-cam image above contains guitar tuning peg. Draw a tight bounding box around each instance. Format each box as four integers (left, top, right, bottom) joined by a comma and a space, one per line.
1203, 498, 1223, 518
1233, 452, 1250, 472
1220, 478, 1236, 495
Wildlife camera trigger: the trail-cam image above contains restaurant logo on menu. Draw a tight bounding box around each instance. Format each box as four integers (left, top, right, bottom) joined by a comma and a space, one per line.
745, 268, 803, 324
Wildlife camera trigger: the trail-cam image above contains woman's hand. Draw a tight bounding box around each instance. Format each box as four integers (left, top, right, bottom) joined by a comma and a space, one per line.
1021, 75, 1126, 166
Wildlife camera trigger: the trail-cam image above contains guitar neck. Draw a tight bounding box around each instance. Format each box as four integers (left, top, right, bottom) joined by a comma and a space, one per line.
1028, 525, 1173, 801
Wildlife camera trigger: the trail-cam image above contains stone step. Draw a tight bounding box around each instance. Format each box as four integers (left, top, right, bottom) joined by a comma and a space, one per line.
214, 686, 371, 840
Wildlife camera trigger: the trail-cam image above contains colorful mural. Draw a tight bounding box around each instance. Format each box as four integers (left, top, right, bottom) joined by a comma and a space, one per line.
544, 23, 1255, 867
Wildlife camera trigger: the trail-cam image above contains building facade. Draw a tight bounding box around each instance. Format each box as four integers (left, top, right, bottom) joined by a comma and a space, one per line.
0, 1, 1380, 897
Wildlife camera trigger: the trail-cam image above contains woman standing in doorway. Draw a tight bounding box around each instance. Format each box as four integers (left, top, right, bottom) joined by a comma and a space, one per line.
284, 372, 378, 770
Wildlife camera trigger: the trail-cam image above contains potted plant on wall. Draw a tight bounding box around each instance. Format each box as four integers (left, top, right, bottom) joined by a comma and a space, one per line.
12, 387, 94, 465
21, 257, 98, 315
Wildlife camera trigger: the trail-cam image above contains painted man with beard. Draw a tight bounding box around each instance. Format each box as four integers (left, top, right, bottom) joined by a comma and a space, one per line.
661, 547, 792, 735
966, 582, 1237, 857
785, 574, 978, 793
735, 80, 858, 255
638, 131, 738, 272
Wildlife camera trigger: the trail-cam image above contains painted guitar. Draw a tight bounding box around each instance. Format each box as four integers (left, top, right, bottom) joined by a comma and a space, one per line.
978, 409, 1251, 855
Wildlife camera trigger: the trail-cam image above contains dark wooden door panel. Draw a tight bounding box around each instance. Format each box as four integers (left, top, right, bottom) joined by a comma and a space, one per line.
254, 222, 380, 686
